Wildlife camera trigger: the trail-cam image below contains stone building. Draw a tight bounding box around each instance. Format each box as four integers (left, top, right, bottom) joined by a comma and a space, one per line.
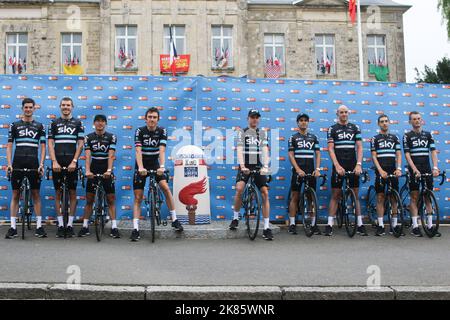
0, 0, 410, 81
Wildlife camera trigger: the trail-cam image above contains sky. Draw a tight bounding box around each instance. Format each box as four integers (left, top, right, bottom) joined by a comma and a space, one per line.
396, 0, 450, 82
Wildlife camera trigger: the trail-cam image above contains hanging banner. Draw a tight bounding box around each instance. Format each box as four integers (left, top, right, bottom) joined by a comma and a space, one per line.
160, 54, 190, 74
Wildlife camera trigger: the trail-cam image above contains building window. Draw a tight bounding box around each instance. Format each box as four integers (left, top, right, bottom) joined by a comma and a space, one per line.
315, 34, 335, 75
367, 35, 387, 66
61, 33, 82, 71
115, 25, 137, 70
211, 25, 233, 69
264, 34, 285, 76
163, 25, 186, 54
6, 33, 27, 74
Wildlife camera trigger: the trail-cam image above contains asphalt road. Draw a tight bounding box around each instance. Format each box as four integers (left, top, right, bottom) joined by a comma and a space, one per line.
0, 225, 449, 287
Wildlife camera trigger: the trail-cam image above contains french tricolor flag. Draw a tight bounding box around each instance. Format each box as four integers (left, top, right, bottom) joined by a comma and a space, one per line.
169, 25, 178, 76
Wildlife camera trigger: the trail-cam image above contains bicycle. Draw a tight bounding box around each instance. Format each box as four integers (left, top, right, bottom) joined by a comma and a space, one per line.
365, 168, 406, 238
293, 173, 327, 237
135, 169, 169, 243
84, 173, 114, 242
7, 168, 40, 240
410, 171, 446, 238
398, 167, 413, 229
239, 167, 271, 241
46, 166, 84, 238
334, 171, 369, 238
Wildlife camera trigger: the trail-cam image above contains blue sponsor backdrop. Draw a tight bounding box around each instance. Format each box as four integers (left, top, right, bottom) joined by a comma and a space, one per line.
0, 75, 449, 222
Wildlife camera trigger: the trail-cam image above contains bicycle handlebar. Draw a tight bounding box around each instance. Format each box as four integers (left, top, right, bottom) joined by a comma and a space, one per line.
7, 168, 41, 181
296, 173, 328, 187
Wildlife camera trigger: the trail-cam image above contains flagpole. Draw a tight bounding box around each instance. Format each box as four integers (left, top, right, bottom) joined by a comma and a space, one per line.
357, 0, 364, 81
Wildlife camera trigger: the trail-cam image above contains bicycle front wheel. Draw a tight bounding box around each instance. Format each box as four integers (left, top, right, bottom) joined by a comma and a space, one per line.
22, 190, 30, 240
419, 191, 440, 238
301, 188, 318, 238
245, 187, 261, 241
366, 185, 378, 228
343, 188, 358, 238
149, 188, 157, 243
94, 188, 105, 242
386, 190, 404, 238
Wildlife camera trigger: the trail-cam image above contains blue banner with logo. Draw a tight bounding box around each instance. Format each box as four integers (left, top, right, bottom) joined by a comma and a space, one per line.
0, 75, 449, 222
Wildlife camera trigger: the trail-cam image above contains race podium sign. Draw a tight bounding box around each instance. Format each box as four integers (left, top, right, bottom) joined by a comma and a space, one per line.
173, 145, 211, 225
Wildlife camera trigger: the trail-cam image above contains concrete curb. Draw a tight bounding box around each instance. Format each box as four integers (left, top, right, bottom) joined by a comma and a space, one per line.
1, 283, 450, 300
282, 286, 395, 300
146, 286, 282, 300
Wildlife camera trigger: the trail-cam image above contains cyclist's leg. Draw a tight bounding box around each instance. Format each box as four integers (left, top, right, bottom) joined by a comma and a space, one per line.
67, 170, 78, 228
232, 177, 247, 219
307, 176, 317, 223
9, 170, 22, 230
158, 177, 177, 221
328, 168, 342, 226
52, 171, 64, 227
82, 190, 95, 227
133, 170, 146, 231
103, 179, 117, 228
288, 172, 300, 226
260, 186, 270, 229
375, 174, 386, 226
31, 189, 42, 226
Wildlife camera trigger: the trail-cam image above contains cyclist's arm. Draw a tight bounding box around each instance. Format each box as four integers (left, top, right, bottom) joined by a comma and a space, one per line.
85, 149, 92, 173
72, 139, 84, 163
356, 140, 363, 165
39, 143, 46, 168
395, 150, 402, 171
237, 146, 245, 169
48, 139, 57, 163
135, 146, 144, 170
405, 152, 418, 173
288, 151, 301, 172
327, 142, 340, 168
261, 145, 269, 168
372, 151, 383, 174
431, 150, 438, 170
6, 143, 12, 168
108, 149, 115, 172
159, 145, 166, 168
315, 150, 321, 170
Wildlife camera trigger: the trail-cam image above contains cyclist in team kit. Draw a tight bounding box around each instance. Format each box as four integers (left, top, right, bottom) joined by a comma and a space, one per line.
325, 105, 367, 236
130, 107, 183, 241
403, 111, 441, 237
370, 114, 403, 236
5, 98, 47, 239
78, 114, 120, 239
47, 97, 85, 238
229, 109, 273, 240
287, 113, 321, 235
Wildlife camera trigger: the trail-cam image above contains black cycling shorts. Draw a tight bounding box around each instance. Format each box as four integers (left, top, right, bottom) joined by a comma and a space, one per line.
331, 161, 359, 189
408, 165, 433, 192
133, 164, 167, 191
290, 170, 316, 192
86, 176, 115, 195
235, 168, 269, 190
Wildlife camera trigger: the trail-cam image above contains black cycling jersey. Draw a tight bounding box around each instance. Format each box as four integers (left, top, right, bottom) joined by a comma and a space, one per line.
47, 117, 84, 159
370, 133, 401, 169
8, 120, 45, 166
84, 131, 117, 174
134, 126, 167, 167
327, 122, 362, 163
236, 127, 269, 167
403, 130, 436, 167
288, 132, 320, 171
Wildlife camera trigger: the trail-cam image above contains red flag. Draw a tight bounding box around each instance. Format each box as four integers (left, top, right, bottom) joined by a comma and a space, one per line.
349, 0, 356, 24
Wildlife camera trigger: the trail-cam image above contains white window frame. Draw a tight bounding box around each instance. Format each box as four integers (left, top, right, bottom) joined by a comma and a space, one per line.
6, 33, 27, 74
115, 25, 138, 69
315, 34, 336, 75
211, 25, 233, 69
367, 35, 387, 66
264, 33, 286, 75
61, 33, 82, 72
163, 25, 186, 55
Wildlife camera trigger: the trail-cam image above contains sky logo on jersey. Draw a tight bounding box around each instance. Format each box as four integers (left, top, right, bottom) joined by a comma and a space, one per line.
412, 139, 429, 148
380, 141, 395, 149
57, 126, 76, 135
18, 128, 38, 139
338, 132, 354, 140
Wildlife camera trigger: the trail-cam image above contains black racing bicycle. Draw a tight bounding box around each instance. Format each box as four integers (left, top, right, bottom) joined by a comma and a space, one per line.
85, 174, 114, 242
294, 173, 327, 237
411, 171, 446, 238
366, 169, 406, 238
239, 167, 271, 241
7, 168, 40, 239
335, 171, 369, 238
136, 169, 168, 243
46, 167, 84, 238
